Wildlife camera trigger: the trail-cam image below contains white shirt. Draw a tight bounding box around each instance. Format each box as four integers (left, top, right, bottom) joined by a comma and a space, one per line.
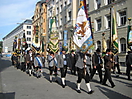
63, 54, 67, 65
29, 53, 32, 61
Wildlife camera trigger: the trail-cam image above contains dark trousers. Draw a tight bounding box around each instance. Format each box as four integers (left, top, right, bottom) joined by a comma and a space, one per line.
71, 64, 76, 74
126, 66, 132, 79
54, 66, 58, 76
21, 62, 26, 71
113, 63, 121, 73
102, 68, 114, 86
27, 61, 34, 69
49, 66, 54, 75
60, 65, 67, 78
77, 67, 90, 83
90, 65, 102, 82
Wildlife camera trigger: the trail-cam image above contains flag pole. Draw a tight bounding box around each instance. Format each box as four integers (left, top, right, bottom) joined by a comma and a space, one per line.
110, 7, 112, 50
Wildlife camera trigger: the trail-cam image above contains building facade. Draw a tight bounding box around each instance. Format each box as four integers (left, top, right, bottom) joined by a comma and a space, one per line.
32, 0, 47, 55
46, 0, 78, 52
88, 0, 132, 64
3, 19, 33, 53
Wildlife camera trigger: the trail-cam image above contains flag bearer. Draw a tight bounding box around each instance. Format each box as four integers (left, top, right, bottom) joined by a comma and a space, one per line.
75, 50, 94, 94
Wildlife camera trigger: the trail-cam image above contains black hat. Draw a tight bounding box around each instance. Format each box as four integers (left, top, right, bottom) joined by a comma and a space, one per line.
50, 51, 54, 55
106, 49, 111, 53
62, 48, 66, 51
36, 53, 40, 56
71, 50, 74, 52
96, 48, 100, 52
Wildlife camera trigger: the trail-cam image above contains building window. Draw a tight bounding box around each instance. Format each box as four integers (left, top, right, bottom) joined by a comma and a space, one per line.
27, 37, 31, 41
65, 16, 67, 23
96, 18, 101, 31
60, 18, 62, 26
68, 11, 71, 21
97, 41, 101, 50
28, 44, 31, 47
60, 5, 63, 12
106, 15, 111, 28
56, 7, 59, 14
56, 17, 59, 27
108, 0, 115, 4
68, 0, 72, 5
119, 10, 127, 26
64, 1, 67, 6
53, 0, 54, 5
96, 0, 101, 9
120, 38, 126, 53
27, 26, 31, 29
27, 31, 31, 35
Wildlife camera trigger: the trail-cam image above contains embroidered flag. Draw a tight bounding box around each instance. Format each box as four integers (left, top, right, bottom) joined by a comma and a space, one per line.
73, 0, 93, 52
111, 7, 118, 55
49, 6, 59, 53
127, 25, 132, 49
102, 33, 107, 57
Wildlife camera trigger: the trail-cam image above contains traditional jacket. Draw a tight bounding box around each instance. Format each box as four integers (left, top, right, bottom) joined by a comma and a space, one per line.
104, 54, 114, 69
57, 54, 71, 68
75, 52, 85, 69
48, 55, 57, 67
92, 52, 103, 67
34, 57, 43, 67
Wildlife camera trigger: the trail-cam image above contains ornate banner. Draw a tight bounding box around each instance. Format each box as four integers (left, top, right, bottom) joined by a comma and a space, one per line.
49, 16, 59, 53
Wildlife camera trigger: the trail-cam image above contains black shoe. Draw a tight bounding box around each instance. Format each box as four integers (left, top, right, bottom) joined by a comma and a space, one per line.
77, 89, 81, 93
55, 80, 58, 83
29, 74, 31, 76
50, 80, 52, 83
88, 90, 94, 94
100, 80, 102, 84
62, 84, 65, 88
111, 85, 115, 88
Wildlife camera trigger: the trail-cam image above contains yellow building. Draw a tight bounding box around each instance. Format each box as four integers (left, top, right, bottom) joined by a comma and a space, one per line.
32, 0, 47, 56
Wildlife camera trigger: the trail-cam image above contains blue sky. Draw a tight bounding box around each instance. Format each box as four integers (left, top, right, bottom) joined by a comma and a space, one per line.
0, 0, 40, 41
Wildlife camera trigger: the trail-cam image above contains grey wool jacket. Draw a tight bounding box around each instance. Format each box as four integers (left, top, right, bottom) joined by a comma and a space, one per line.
75, 52, 85, 69
57, 54, 71, 68
34, 57, 43, 67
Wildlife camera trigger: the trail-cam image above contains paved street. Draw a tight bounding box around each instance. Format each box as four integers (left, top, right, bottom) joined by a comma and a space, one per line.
0, 56, 132, 99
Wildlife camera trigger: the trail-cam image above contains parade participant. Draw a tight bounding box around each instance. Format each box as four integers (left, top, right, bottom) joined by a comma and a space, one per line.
91, 48, 103, 83
11, 52, 15, 65
54, 51, 59, 77
57, 48, 71, 88
12, 52, 18, 68
126, 50, 132, 80
48, 51, 58, 82
85, 51, 92, 75
75, 50, 94, 94
34, 53, 43, 78
25, 49, 35, 76
102, 49, 115, 88
41, 54, 45, 68
69, 50, 76, 75
20, 51, 26, 72
113, 54, 121, 74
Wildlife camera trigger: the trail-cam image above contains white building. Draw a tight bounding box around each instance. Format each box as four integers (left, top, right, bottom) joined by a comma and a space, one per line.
88, 0, 132, 65
46, 0, 78, 51
3, 19, 33, 53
